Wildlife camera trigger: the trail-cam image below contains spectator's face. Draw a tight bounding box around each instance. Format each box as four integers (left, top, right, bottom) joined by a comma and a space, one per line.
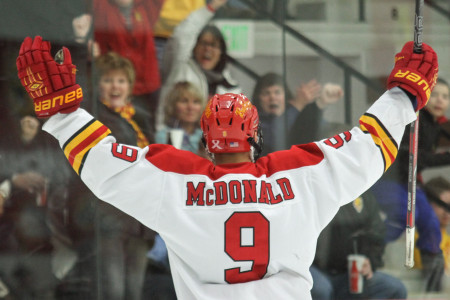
258, 85, 286, 116
99, 70, 131, 109
426, 82, 449, 119
175, 91, 203, 125
194, 32, 222, 71
20, 115, 40, 143
431, 190, 450, 228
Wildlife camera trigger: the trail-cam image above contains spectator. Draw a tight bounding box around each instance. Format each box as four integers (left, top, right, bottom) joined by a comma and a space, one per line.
143, 80, 207, 300
157, 0, 240, 128
156, 81, 206, 153
371, 78, 450, 291
251, 72, 343, 156
153, 0, 205, 78
310, 190, 407, 299
94, 52, 155, 147
0, 112, 71, 299
93, 0, 165, 118
413, 176, 450, 291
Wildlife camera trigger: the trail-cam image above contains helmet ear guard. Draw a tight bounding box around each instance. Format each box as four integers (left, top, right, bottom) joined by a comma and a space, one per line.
201, 93, 263, 159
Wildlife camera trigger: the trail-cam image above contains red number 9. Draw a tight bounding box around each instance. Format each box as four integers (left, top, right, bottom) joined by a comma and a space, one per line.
224, 211, 270, 284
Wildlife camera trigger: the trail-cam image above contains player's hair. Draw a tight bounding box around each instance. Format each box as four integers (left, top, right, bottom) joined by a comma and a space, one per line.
251, 72, 294, 112
194, 25, 228, 72
164, 81, 206, 126
94, 52, 136, 91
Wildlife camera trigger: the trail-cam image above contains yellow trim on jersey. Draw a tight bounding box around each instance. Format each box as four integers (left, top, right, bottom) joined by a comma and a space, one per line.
359, 114, 398, 172
63, 120, 111, 174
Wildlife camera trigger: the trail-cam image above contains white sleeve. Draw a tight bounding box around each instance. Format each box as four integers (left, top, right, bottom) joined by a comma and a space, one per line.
42, 109, 165, 230
313, 87, 416, 208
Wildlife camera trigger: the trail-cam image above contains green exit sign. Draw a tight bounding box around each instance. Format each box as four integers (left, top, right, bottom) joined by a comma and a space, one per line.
215, 21, 254, 58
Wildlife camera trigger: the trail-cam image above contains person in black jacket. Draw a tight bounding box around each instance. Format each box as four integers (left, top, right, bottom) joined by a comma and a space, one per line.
251, 72, 343, 156
0, 111, 72, 299
310, 190, 407, 299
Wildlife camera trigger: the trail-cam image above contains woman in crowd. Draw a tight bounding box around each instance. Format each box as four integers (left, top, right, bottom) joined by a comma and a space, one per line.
157, 0, 239, 128
95, 52, 154, 147
156, 81, 206, 154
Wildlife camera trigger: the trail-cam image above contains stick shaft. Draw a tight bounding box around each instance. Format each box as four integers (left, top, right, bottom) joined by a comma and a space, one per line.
405, 114, 419, 268
405, 0, 424, 269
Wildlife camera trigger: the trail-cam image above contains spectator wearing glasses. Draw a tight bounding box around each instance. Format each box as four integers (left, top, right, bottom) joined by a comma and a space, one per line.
157, 0, 240, 128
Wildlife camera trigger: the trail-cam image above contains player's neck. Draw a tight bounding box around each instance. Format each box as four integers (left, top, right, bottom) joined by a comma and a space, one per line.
215, 152, 252, 165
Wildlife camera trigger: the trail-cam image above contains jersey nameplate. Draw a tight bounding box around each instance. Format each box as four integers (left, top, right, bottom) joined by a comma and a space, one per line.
185, 177, 295, 206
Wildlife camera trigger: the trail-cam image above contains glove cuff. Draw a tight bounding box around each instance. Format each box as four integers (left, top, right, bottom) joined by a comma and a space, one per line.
387, 67, 431, 111
34, 84, 83, 118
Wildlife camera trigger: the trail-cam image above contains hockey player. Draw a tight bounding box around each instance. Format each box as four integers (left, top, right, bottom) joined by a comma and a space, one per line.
16, 36, 438, 299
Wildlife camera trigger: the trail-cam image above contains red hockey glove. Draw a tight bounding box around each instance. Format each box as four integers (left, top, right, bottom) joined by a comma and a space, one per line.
387, 41, 438, 111
16, 36, 83, 118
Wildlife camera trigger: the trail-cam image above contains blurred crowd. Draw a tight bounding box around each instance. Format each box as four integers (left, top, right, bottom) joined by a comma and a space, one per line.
0, 0, 449, 299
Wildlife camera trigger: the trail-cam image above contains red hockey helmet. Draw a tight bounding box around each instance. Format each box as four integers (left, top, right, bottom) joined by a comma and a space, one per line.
201, 93, 260, 154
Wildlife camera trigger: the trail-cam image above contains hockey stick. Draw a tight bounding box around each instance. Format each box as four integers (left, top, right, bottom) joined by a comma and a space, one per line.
405, 0, 424, 269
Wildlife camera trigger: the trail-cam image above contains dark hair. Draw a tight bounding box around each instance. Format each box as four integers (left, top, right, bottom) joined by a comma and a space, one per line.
425, 176, 450, 200
436, 77, 449, 87
251, 72, 294, 111
194, 25, 228, 72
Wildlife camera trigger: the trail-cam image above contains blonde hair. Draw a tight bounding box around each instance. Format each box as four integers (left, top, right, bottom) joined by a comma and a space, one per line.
94, 52, 136, 91
164, 81, 206, 125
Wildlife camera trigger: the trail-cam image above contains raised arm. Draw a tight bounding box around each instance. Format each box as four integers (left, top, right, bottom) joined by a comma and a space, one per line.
309, 41, 438, 210
15, 36, 166, 230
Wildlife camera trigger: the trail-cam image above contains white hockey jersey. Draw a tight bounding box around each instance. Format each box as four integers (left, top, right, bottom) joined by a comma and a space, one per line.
43, 88, 416, 300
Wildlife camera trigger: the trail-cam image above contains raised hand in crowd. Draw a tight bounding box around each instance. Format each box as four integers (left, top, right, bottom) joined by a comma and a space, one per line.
290, 79, 321, 112
316, 83, 344, 109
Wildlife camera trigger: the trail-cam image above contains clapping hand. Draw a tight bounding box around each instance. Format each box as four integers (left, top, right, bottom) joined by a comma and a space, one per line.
316, 83, 344, 109
290, 79, 322, 112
